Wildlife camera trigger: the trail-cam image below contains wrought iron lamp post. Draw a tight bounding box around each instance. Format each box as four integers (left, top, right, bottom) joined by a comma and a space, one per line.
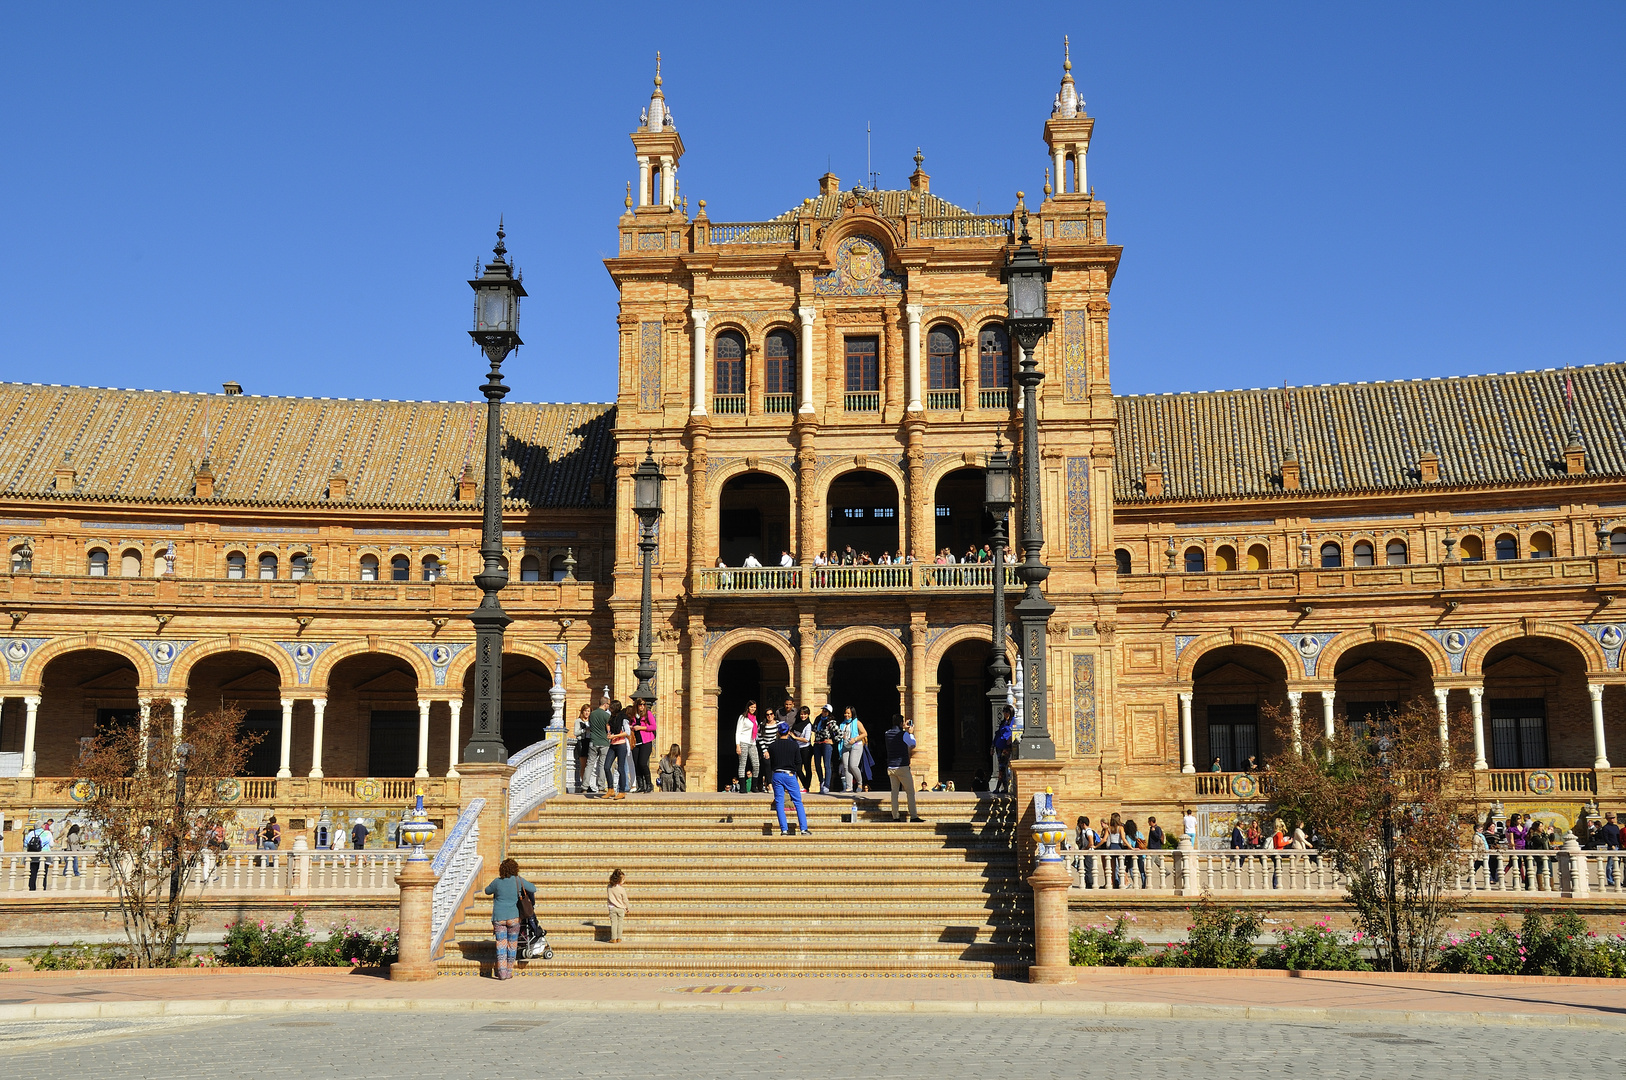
463, 222, 526, 765
630, 441, 664, 707
1000, 196, 1056, 760
984, 438, 1014, 785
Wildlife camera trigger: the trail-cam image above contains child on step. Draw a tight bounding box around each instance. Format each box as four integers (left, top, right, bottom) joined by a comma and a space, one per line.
607, 868, 630, 943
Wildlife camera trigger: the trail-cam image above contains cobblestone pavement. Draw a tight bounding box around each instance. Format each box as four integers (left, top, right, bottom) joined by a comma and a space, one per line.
0, 1011, 1623, 1078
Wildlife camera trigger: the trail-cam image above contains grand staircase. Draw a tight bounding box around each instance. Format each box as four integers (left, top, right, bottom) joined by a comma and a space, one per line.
440, 791, 1030, 977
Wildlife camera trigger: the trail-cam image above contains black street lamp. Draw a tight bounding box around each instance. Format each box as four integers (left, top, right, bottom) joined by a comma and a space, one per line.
463, 221, 526, 765
631, 440, 664, 706
984, 437, 1014, 786
1000, 195, 1056, 761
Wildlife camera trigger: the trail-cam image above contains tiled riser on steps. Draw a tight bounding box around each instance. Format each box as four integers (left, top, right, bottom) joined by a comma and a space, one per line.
442, 793, 1030, 977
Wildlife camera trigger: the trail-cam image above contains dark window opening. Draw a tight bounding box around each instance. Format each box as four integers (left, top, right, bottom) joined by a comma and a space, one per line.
368, 711, 419, 777
1489, 698, 1548, 769
715, 330, 746, 395
1206, 704, 1259, 773
844, 336, 879, 392
764, 330, 796, 396
978, 326, 1011, 388
928, 326, 959, 390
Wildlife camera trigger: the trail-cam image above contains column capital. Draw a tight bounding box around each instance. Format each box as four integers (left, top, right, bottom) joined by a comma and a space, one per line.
23, 694, 40, 707
280, 697, 294, 708
1433, 687, 1450, 704
1467, 685, 1485, 702
170, 697, 187, 709
905, 303, 924, 322
1177, 691, 1193, 705
309, 696, 326, 708
1286, 690, 1302, 704
1588, 682, 1606, 702
796, 306, 816, 323
691, 307, 709, 324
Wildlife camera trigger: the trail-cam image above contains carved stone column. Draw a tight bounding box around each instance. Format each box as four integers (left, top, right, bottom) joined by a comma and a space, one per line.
905, 419, 928, 563
686, 613, 710, 790
908, 615, 931, 785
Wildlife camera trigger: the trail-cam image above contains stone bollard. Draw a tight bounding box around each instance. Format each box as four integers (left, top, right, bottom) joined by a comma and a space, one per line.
1173, 836, 1194, 896
389, 792, 439, 982
291, 835, 310, 894
1560, 832, 1591, 899
1027, 788, 1076, 985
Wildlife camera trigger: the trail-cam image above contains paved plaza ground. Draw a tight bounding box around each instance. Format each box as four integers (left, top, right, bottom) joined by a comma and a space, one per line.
0, 968, 1621, 1076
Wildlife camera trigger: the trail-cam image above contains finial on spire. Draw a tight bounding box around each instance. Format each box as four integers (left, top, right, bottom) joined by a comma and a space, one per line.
1053, 35, 1080, 118
914, 147, 923, 169
625, 181, 632, 210
1064, 34, 1071, 73
492, 216, 507, 261
1044, 168, 1052, 197
654, 51, 663, 90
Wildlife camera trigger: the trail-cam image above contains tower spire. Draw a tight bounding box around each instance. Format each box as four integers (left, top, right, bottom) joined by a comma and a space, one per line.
1053, 35, 1080, 118
646, 52, 669, 131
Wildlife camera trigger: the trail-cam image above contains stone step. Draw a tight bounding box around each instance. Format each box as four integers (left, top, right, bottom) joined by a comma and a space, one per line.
437, 954, 1026, 977
458, 919, 1017, 940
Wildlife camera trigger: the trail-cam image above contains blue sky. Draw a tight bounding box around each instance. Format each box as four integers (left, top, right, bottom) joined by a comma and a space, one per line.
1, 3, 1621, 404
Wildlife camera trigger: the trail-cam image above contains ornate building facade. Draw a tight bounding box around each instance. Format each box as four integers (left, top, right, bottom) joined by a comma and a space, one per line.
1, 51, 1623, 842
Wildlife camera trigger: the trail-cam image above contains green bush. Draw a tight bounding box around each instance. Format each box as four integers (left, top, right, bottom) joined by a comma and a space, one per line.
1068, 916, 1146, 967
27, 941, 127, 971
220, 910, 398, 968
1258, 920, 1372, 972
1437, 913, 1626, 978
1151, 898, 1263, 969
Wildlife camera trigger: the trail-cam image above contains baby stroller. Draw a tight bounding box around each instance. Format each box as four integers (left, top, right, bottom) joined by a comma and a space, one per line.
516, 887, 552, 960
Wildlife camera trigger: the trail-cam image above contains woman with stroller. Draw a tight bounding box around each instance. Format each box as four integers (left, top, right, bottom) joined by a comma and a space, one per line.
483, 857, 536, 980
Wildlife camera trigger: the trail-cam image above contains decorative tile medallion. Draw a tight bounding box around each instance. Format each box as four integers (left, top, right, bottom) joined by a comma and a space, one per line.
1580, 623, 1625, 669
135, 638, 195, 683
414, 641, 471, 687
1065, 456, 1090, 559
1424, 627, 1486, 674
813, 235, 904, 297
1, 638, 48, 682
1072, 653, 1097, 755
639, 321, 663, 411
1280, 632, 1338, 678
1062, 309, 1088, 403
276, 640, 335, 686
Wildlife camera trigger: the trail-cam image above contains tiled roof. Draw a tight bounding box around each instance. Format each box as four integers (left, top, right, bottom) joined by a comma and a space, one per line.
0, 384, 615, 509
772, 189, 977, 222
1113, 363, 1626, 502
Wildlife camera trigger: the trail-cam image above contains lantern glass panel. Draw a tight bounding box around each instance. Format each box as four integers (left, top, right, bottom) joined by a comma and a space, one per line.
1011, 275, 1044, 321
480, 289, 508, 330
985, 458, 1012, 510
635, 470, 661, 515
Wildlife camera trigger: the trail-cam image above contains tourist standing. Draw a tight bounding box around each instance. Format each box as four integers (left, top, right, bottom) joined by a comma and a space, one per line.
768, 724, 810, 836
483, 857, 535, 979
1181, 807, 1198, 847
734, 701, 761, 793
606, 869, 630, 943
993, 705, 1016, 795
658, 744, 686, 792
584, 696, 611, 797
1075, 816, 1097, 889
791, 706, 814, 789
1599, 812, 1621, 886
24, 818, 53, 891
632, 701, 657, 794
754, 709, 779, 795
1103, 812, 1127, 889
838, 707, 867, 795
814, 704, 838, 793
605, 701, 632, 799
573, 703, 593, 792
351, 817, 370, 850
62, 822, 87, 877
883, 714, 921, 822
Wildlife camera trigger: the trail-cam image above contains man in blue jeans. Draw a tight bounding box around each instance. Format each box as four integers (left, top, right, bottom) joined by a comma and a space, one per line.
767, 724, 809, 836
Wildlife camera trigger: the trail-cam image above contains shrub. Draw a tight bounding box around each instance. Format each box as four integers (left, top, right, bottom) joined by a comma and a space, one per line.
1258, 919, 1372, 972
1151, 898, 1263, 969
1068, 916, 1145, 967
1436, 922, 1523, 975
1437, 913, 1626, 978
219, 910, 398, 968
27, 941, 128, 971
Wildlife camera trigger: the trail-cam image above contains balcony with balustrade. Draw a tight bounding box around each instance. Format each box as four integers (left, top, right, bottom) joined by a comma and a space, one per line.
696, 563, 1019, 596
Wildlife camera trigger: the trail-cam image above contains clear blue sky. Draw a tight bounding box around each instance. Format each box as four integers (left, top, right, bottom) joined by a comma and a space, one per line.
1, 3, 1621, 404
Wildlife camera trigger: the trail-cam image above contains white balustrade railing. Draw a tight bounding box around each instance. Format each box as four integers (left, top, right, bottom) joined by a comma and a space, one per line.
919, 564, 1020, 589
0, 849, 410, 896
508, 736, 560, 827
707, 221, 794, 245
919, 214, 1012, 240
430, 798, 484, 957
1067, 847, 1625, 897
698, 567, 802, 592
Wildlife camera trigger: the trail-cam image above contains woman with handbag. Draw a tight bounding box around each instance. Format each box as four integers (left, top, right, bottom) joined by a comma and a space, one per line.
631, 701, 657, 794
483, 857, 536, 979
791, 705, 815, 790
573, 704, 592, 792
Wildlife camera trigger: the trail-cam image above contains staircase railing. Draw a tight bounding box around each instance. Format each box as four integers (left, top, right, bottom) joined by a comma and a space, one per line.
508, 736, 560, 827
429, 797, 484, 957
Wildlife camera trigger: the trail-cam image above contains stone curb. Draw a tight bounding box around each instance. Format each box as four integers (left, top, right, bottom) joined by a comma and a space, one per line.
0, 996, 1620, 1031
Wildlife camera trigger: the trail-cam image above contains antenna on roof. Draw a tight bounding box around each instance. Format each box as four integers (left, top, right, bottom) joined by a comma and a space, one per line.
867, 122, 879, 190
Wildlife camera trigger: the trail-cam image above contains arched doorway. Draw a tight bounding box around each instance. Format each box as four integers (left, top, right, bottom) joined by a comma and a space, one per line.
30, 650, 140, 776
1480, 637, 1593, 770
714, 642, 791, 790
1332, 642, 1435, 738
936, 639, 996, 788
933, 467, 994, 559
718, 471, 792, 566
826, 470, 900, 560
186, 651, 285, 778
1191, 645, 1290, 771
325, 654, 420, 778
459, 652, 556, 760
828, 639, 901, 759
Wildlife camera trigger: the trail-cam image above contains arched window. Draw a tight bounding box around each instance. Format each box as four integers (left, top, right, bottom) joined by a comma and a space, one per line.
978, 325, 1011, 391
1183, 546, 1205, 573
764, 329, 796, 411
519, 554, 542, 582
1459, 534, 1484, 562
87, 548, 109, 576
550, 554, 570, 581
1352, 541, 1375, 567
290, 552, 312, 579
1611, 528, 1626, 555
1320, 542, 1342, 568
258, 553, 278, 579
1529, 531, 1553, 559
390, 555, 410, 581
421, 555, 442, 581
1385, 539, 1408, 566
714, 330, 745, 411
927, 325, 959, 391
1114, 549, 1131, 575
1214, 544, 1237, 572
1246, 544, 1270, 571
9, 545, 31, 573
120, 549, 142, 577
1494, 533, 1518, 561
359, 554, 379, 581
225, 551, 246, 579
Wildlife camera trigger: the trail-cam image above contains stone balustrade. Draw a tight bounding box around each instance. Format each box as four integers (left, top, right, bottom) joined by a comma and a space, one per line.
0, 849, 410, 896
696, 563, 1018, 595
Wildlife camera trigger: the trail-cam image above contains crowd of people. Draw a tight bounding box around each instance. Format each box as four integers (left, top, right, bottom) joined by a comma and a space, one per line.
710, 543, 1012, 569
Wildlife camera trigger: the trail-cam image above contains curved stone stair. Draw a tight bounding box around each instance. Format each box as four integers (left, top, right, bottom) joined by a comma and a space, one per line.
441, 791, 1030, 977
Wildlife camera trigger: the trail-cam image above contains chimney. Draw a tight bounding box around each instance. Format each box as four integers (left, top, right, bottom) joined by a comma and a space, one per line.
909, 149, 929, 194
1418, 451, 1440, 484
222, 381, 243, 396
193, 459, 215, 499
457, 462, 479, 502
1142, 463, 1164, 498
1564, 438, 1586, 476
327, 458, 348, 501
55, 452, 76, 493
819, 172, 841, 197
1280, 454, 1301, 491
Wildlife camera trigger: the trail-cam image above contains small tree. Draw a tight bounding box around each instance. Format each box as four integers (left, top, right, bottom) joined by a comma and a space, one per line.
71, 702, 257, 967
1265, 697, 1475, 972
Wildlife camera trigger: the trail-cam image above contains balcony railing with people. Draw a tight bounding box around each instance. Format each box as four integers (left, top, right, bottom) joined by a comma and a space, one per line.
0, 849, 411, 896
696, 562, 1018, 595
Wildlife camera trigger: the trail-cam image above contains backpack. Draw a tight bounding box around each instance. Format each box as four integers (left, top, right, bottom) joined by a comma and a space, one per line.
25, 832, 42, 852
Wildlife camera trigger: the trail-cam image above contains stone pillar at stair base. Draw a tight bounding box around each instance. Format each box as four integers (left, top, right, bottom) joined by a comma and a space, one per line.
1011, 757, 1074, 983
1011, 759, 1067, 877
390, 859, 439, 981
452, 761, 516, 918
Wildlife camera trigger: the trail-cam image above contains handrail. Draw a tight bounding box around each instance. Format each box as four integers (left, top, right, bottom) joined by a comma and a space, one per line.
707, 221, 794, 245
919, 215, 1012, 240
429, 797, 485, 958
507, 736, 559, 827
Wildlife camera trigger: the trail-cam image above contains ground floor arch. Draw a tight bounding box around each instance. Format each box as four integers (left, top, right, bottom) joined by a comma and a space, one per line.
14, 648, 141, 776
1331, 641, 1436, 734
185, 649, 285, 777
717, 470, 793, 567
713, 641, 791, 790
1191, 644, 1291, 772
935, 638, 996, 789
827, 639, 902, 758
325, 653, 421, 777
1479, 636, 1602, 770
